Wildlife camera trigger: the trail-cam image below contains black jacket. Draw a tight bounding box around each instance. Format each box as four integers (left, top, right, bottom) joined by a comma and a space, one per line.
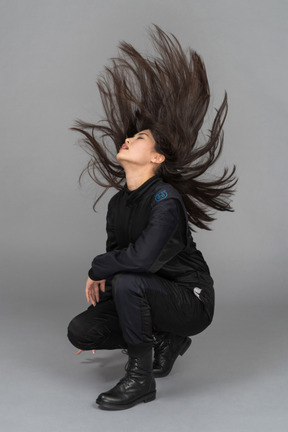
88, 175, 214, 318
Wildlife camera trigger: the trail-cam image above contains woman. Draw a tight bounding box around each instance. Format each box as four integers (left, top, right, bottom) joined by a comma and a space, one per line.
67, 24, 237, 410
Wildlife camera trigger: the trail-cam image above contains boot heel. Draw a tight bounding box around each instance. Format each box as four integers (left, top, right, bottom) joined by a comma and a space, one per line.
144, 391, 156, 403
179, 338, 191, 356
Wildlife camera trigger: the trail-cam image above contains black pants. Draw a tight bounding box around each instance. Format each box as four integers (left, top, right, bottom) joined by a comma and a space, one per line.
67, 272, 213, 350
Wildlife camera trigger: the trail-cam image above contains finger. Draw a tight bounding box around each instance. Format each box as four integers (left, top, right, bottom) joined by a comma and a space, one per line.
91, 285, 99, 306
85, 280, 91, 303
76, 350, 83, 355
85, 283, 88, 302
89, 286, 96, 306
86, 284, 92, 304
100, 280, 106, 292
94, 284, 100, 303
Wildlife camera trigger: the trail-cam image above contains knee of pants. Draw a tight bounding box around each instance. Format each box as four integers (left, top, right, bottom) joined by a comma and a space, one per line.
67, 315, 106, 350
67, 315, 88, 348
111, 272, 146, 303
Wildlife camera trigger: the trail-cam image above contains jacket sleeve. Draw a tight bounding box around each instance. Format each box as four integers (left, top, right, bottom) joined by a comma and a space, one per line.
88, 197, 187, 281
105, 198, 118, 253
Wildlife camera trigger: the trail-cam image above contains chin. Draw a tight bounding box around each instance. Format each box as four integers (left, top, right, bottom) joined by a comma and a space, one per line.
116, 154, 124, 167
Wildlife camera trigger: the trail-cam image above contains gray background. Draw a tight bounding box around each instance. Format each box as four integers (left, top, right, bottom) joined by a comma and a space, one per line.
1, 0, 287, 430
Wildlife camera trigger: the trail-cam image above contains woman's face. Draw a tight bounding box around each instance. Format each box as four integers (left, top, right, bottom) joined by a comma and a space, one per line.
116, 129, 164, 170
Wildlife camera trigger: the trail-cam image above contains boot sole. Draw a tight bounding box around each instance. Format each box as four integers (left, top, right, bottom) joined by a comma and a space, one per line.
96, 390, 156, 410
153, 337, 192, 378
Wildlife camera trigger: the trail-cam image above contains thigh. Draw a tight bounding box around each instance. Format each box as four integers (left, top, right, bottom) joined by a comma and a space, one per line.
141, 273, 212, 336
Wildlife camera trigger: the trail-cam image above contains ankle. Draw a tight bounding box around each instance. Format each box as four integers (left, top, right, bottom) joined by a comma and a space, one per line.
127, 342, 153, 358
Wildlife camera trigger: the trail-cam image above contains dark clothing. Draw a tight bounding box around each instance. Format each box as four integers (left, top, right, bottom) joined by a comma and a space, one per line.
67, 175, 214, 349
89, 174, 214, 319
67, 271, 212, 349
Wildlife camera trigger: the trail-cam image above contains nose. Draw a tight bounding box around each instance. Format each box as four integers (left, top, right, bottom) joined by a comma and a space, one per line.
125, 137, 130, 144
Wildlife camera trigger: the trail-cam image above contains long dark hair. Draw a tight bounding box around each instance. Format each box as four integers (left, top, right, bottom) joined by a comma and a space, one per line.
71, 24, 238, 230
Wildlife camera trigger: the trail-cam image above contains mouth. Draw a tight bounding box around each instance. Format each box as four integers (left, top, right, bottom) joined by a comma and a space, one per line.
120, 145, 129, 150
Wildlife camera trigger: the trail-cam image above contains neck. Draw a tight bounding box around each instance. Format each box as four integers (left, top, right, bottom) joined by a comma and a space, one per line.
125, 169, 157, 191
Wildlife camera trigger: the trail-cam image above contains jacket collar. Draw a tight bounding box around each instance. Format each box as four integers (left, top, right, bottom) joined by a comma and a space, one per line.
123, 175, 163, 206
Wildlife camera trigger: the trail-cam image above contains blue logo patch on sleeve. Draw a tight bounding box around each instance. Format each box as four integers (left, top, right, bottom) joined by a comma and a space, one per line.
155, 190, 168, 202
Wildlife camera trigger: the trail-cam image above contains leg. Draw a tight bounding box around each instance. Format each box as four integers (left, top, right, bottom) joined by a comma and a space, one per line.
111, 271, 212, 344
112, 271, 212, 378
67, 284, 127, 351
96, 271, 212, 410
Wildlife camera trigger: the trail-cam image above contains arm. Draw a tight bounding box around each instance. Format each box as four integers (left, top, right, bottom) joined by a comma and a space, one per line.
88, 197, 187, 281
105, 198, 118, 253
85, 197, 119, 307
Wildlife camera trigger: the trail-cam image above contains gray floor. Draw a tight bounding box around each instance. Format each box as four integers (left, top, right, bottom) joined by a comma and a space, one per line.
1, 298, 287, 432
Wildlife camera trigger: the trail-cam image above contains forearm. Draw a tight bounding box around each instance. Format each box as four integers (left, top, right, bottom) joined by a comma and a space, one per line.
88, 199, 186, 281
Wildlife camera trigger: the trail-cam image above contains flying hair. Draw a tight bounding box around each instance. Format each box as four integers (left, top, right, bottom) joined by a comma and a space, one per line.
70, 24, 238, 230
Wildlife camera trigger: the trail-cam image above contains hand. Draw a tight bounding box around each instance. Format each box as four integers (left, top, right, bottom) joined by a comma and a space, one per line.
85, 276, 106, 306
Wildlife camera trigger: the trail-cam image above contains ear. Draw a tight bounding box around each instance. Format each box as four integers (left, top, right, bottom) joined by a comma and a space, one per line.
151, 154, 165, 165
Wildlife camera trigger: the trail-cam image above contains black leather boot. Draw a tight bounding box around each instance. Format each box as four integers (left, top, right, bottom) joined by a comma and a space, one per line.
153, 332, 192, 378
96, 345, 156, 410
